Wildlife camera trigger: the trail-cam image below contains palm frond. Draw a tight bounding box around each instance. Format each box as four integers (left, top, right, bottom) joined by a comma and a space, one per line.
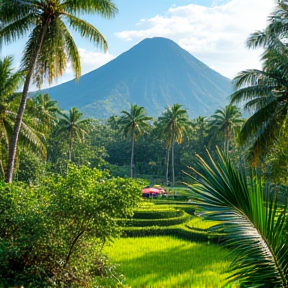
63, 0, 118, 18
65, 14, 108, 52
0, 13, 35, 45
185, 148, 288, 287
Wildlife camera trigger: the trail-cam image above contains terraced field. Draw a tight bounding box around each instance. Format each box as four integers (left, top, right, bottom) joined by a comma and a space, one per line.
119, 200, 219, 243
106, 200, 236, 288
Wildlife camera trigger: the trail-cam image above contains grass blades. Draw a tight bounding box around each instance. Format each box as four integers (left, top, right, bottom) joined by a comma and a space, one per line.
104, 236, 239, 288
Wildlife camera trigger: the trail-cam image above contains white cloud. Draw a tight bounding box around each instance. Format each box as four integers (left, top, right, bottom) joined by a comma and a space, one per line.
78, 48, 115, 75
115, 0, 276, 79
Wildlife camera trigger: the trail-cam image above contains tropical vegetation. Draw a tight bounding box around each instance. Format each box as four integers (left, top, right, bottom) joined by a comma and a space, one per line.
0, 0, 118, 182
0, 0, 288, 287
118, 104, 152, 178
155, 104, 190, 186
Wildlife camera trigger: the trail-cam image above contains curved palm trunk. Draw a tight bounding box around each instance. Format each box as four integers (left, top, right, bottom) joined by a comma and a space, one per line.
6, 25, 47, 183
131, 133, 135, 178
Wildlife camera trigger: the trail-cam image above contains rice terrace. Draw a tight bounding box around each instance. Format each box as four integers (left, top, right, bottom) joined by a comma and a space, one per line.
0, 0, 288, 287
103, 199, 237, 288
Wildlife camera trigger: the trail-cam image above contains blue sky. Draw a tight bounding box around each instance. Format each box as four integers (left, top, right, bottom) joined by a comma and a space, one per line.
2, 0, 276, 87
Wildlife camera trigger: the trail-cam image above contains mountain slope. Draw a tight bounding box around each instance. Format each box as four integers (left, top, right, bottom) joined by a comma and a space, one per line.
41, 37, 232, 118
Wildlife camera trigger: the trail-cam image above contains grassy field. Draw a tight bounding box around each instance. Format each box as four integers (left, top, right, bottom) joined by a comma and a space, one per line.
104, 236, 239, 288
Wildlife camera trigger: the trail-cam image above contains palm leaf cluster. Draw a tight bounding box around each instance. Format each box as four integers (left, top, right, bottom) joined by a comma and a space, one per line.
0, 56, 47, 177
155, 103, 190, 185
208, 104, 243, 154
57, 107, 90, 160
230, 1, 288, 163
0, 0, 118, 86
118, 104, 152, 178
186, 148, 288, 287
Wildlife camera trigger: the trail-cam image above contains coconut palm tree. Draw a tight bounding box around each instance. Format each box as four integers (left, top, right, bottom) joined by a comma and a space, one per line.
186, 148, 288, 287
230, 45, 288, 163
151, 120, 171, 185
27, 93, 60, 134
0, 56, 46, 178
230, 1, 288, 163
157, 104, 189, 186
118, 104, 152, 178
208, 104, 243, 154
0, 0, 118, 182
57, 107, 90, 161
0, 56, 23, 177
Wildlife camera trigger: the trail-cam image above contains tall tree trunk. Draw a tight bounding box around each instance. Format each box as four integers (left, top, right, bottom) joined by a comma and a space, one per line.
165, 146, 170, 186
68, 133, 73, 161
224, 127, 231, 154
171, 134, 175, 186
6, 25, 47, 183
131, 133, 135, 178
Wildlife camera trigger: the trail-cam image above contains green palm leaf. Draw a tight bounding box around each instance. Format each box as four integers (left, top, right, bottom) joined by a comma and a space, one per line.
185, 148, 288, 287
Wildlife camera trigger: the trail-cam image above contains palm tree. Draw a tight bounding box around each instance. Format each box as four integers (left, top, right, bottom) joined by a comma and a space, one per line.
0, 56, 23, 177
157, 104, 189, 186
230, 46, 288, 163
27, 93, 60, 134
151, 121, 171, 185
57, 107, 90, 161
208, 104, 243, 154
186, 148, 288, 287
230, 1, 288, 163
118, 104, 152, 178
0, 0, 118, 182
0, 56, 46, 178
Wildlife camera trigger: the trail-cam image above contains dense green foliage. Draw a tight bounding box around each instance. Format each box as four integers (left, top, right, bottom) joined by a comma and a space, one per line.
1, 1, 288, 287
0, 165, 143, 287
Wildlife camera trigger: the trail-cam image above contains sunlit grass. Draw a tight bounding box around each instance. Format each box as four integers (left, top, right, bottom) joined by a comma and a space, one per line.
104, 236, 239, 288
185, 216, 220, 230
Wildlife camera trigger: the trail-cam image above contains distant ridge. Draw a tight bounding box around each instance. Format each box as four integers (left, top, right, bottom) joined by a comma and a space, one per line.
40, 37, 232, 118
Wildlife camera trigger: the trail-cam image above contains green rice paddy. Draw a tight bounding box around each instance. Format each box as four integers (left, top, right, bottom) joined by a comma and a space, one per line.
104, 236, 239, 288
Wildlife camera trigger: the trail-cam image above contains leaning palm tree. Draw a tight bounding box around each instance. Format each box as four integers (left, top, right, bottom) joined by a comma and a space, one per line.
208, 104, 243, 154
118, 104, 152, 178
0, 0, 118, 182
186, 148, 288, 287
57, 107, 90, 161
157, 104, 189, 186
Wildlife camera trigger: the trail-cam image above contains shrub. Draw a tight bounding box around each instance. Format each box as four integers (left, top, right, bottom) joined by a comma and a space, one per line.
0, 165, 144, 287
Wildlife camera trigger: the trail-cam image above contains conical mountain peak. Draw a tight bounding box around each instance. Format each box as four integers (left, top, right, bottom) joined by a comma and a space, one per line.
41, 37, 231, 118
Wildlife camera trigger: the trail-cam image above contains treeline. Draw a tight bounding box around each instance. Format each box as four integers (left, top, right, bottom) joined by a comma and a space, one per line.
0, 68, 246, 186
2, 70, 288, 188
